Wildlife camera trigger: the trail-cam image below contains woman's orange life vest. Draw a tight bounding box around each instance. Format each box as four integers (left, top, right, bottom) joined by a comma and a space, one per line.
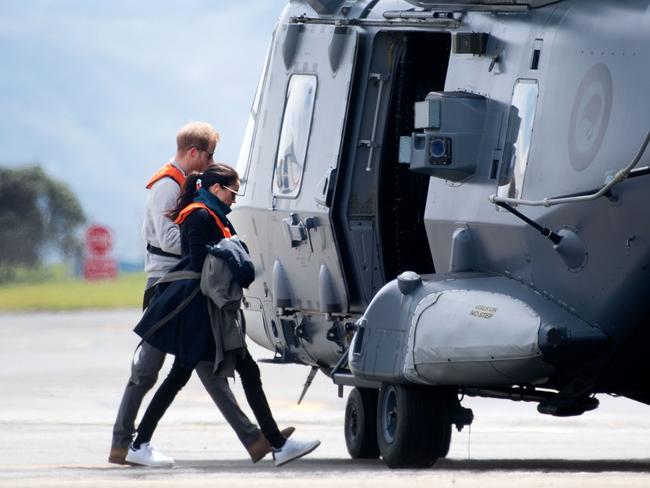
146, 163, 185, 189
174, 203, 233, 239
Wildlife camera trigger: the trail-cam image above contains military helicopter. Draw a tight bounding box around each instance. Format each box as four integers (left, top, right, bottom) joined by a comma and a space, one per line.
230, 0, 650, 468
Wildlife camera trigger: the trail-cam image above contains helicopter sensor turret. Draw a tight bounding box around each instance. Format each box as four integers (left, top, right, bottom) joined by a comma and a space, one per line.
400, 91, 491, 181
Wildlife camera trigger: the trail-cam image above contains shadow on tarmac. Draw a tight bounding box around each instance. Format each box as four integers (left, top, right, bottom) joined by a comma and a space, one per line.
70, 458, 650, 475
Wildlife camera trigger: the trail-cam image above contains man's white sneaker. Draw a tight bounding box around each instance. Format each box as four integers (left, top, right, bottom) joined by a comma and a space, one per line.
125, 442, 174, 467
272, 438, 321, 467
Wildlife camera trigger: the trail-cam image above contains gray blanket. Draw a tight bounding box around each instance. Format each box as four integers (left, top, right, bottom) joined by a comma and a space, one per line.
200, 253, 246, 377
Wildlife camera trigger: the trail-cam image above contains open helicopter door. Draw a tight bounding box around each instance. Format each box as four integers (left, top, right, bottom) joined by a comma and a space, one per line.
238, 21, 359, 362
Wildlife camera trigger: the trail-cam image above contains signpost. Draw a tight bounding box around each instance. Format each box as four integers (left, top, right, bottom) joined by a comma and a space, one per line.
84, 224, 117, 281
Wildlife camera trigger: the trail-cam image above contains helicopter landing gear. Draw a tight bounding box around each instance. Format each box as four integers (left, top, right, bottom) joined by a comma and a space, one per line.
344, 387, 380, 459
376, 384, 453, 468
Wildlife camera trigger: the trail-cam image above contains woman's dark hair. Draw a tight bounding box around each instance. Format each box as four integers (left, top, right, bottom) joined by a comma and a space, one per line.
167, 163, 239, 221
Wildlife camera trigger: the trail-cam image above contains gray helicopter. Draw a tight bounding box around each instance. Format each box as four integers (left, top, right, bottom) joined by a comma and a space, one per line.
230, 0, 650, 468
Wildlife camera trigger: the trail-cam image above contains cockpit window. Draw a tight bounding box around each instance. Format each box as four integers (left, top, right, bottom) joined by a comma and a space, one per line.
236, 35, 274, 196
498, 79, 539, 201
273, 74, 318, 198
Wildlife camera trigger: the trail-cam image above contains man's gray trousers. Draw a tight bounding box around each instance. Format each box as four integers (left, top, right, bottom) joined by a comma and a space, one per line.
111, 341, 261, 449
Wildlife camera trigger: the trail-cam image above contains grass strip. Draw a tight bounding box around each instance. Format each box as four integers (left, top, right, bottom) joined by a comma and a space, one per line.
0, 272, 146, 311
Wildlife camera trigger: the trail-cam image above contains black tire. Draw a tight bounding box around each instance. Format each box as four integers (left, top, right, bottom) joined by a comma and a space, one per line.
436, 386, 463, 458
345, 387, 380, 459
436, 421, 452, 458
376, 384, 452, 468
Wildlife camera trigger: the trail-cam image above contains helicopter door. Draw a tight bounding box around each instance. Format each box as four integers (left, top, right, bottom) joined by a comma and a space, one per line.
264, 23, 359, 315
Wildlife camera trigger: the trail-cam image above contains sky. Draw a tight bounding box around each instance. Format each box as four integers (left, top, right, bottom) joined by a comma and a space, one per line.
0, 0, 288, 262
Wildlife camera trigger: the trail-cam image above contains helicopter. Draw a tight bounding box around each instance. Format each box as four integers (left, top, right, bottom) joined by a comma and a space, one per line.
230, 0, 650, 468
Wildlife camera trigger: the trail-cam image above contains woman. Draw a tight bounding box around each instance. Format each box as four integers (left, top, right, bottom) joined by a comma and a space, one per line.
127, 164, 320, 467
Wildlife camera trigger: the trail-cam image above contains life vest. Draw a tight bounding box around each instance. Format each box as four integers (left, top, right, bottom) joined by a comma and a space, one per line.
146, 162, 185, 189
174, 203, 233, 239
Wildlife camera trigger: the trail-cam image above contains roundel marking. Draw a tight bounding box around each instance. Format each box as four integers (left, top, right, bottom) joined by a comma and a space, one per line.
568, 63, 613, 171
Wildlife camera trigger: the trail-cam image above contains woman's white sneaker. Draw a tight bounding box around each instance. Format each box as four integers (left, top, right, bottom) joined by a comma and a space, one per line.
272, 438, 321, 466
125, 442, 174, 467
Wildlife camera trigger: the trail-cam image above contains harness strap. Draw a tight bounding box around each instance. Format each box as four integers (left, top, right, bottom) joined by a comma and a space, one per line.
152, 270, 201, 286
146, 243, 181, 259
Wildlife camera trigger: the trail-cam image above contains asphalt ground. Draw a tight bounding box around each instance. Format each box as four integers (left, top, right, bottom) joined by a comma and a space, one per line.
1, 309, 650, 487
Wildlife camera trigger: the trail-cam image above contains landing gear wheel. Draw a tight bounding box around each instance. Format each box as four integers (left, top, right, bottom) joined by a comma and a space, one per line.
376, 384, 452, 468
345, 387, 380, 459
436, 419, 452, 459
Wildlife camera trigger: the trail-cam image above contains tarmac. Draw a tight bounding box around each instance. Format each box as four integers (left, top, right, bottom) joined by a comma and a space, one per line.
1, 309, 650, 487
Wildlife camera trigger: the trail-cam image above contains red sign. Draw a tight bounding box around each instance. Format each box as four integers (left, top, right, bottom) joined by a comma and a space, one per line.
84, 224, 117, 280
84, 256, 118, 281
85, 225, 113, 256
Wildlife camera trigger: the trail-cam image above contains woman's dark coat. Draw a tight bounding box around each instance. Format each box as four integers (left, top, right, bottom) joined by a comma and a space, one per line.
134, 206, 234, 369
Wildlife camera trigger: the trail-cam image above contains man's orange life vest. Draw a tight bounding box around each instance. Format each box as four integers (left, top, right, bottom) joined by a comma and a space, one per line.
146, 163, 185, 189
174, 203, 233, 239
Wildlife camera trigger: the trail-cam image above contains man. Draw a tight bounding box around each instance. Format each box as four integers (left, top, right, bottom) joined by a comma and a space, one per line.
109, 121, 292, 466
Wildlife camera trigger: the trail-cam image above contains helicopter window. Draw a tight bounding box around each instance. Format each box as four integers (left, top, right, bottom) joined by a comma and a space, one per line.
497, 79, 539, 200
273, 74, 318, 198
236, 35, 274, 196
